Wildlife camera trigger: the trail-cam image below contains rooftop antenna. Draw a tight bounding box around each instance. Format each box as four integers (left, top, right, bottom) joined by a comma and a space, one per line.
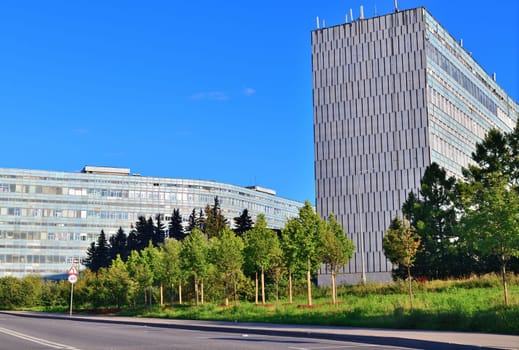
323, 19, 326, 27
316, 16, 320, 29
350, 8, 354, 22
493, 72, 497, 81
345, 13, 348, 23
360, 5, 364, 19
394, 0, 399, 12
374, 5, 378, 16
459, 38, 463, 47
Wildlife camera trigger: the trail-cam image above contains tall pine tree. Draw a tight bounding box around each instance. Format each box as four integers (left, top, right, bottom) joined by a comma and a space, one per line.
169, 209, 185, 240
233, 209, 254, 237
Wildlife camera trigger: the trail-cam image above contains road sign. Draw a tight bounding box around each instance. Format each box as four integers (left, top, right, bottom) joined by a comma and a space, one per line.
68, 274, 78, 284
68, 265, 78, 275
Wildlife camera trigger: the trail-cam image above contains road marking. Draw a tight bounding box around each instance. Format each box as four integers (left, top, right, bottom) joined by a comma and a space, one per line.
0, 326, 82, 350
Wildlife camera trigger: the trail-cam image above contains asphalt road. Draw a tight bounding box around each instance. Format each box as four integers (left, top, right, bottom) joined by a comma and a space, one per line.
0, 312, 516, 350
0, 313, 401, 350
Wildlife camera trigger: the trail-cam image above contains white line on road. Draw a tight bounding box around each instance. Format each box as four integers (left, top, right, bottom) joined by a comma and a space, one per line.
0, 326, 83, 350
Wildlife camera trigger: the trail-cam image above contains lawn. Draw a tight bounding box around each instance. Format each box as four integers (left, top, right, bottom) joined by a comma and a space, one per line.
124, 277, 519, 335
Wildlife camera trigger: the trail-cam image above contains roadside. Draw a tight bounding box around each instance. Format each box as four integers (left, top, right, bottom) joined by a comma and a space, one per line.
1, 311, 517, 350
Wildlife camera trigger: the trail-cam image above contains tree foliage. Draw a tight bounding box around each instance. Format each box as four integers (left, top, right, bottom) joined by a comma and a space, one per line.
383, 218, 421, 309
402, 163, 464, 279
168, 209, 185, 240
459, 173, 519, 306
234, 209, 254, 237
320, 214, 355, 305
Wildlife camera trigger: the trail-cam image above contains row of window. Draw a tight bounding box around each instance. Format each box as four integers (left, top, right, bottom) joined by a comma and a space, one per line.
0, 254, 85, 265
426, 41, 497, 116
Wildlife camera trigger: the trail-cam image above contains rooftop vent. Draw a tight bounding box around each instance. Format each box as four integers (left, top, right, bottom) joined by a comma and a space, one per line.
81, 166, 130, 176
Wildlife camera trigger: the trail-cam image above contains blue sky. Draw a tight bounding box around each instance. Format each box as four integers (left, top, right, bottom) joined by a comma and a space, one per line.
0, 0, 517, 203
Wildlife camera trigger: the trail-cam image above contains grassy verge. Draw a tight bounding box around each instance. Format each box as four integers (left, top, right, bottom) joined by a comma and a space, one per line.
28, 275, 519, 335
124, 283, 519, 335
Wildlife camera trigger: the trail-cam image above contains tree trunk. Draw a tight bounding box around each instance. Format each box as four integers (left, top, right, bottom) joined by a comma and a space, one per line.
255, 271, 259, 304
178, 282, 183, 305
224, 277, 229, 307
307, 258, 312, 306
331, 269, 337, 306
407, 265, 413, 309
201, 279, 204, 305
288, 271, 293, 304
261, 266, 266, 305
502, 261, 509, 306
194, 276, 199, 306
160, 284, 164, 306
234, 277, 238, 305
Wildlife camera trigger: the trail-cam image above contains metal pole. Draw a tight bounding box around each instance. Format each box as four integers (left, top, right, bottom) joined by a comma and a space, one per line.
69, 282, 74, 316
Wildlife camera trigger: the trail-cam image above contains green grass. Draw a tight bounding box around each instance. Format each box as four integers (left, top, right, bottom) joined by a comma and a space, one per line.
125, 282, 519, 335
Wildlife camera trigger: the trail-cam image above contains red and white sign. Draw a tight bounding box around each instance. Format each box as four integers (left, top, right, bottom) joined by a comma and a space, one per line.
68, 274, 78, 284
68, 265, 78, 276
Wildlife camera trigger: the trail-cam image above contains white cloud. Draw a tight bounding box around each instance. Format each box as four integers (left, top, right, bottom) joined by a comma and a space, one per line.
244, 87, 256, 96
190, 91, 228, 101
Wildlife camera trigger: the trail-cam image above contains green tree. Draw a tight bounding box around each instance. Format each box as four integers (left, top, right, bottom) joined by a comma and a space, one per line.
233, 209, 254, 237
126, 249, 153, 306
84, 230, 111, 273
160, 238, 183, 304
135, 216, 152, 251
459, 173, 519, 306
244, 214, 280, 304
383, 218, 421, 309
104, 255, 133, 308
210, 227, 244, 306
204, 196, 228, 238
402, 163, 464, 279
109, 227, 128, 262
153, 214, 166, 247
282, 201, 323, 306
169, 208, 185, 240
320, 214, 355, 305
180, 228, 210, 305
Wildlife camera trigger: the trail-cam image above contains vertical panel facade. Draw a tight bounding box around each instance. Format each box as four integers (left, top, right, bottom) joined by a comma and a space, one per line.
312, 7, 518, 285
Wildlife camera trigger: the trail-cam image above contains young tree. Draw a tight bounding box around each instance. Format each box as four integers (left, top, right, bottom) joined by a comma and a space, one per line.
320, 214, 355, 305
204, 196, 228, 238
169, 209, 185, 240
233, 209, 254, 237
243, 214, 279, 304
282, 201, 324, 306
160, 238, 183, 304
104, 255, 133, 308
383, 218, 421, 309
126, 250, 153, 306
459, 173, 519, 306
210, 227, 244, 306
109, 227, 128, 262
180, 228, 210, 305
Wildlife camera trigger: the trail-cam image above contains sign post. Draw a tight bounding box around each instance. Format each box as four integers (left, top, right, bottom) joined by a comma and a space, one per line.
68, 265, 78, 316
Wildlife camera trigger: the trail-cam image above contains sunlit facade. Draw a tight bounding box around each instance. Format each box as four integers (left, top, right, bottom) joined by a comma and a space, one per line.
0, 166, 303, 278
312, 7, 518, 284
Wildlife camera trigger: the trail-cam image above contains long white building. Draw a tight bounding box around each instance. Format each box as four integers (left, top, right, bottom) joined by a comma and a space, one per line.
0, 166, 303, 277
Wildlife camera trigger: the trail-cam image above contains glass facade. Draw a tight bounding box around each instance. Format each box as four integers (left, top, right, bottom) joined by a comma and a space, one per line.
0, 166, 303, 278
312, 7, 518, 284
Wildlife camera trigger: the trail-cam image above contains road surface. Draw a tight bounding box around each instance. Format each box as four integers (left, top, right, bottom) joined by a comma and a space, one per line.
0, 311, 516, 350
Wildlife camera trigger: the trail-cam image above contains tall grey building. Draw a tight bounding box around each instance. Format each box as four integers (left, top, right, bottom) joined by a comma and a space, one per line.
312, 7, 518, 284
